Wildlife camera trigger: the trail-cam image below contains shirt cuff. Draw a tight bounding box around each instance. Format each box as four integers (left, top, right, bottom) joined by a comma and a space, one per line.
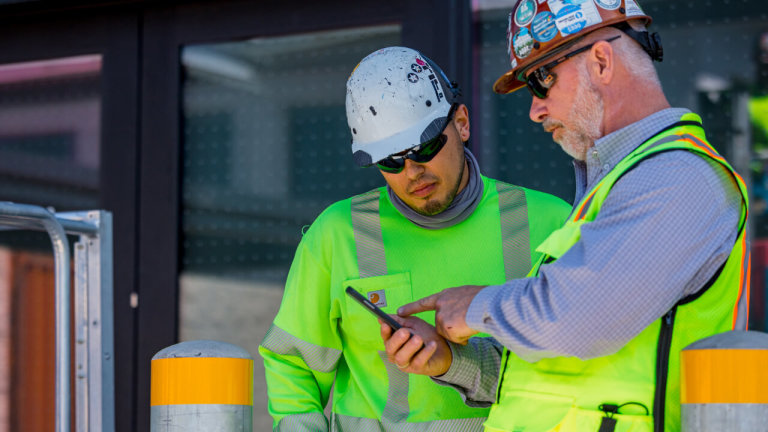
433, 340, 481, 389
466, 284, 505, 332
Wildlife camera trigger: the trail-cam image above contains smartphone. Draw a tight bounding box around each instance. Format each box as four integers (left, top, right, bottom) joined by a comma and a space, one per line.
345, 286, 402, 331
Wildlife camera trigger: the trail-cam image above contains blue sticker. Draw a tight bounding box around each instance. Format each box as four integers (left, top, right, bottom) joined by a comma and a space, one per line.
513, 27, 535, 59
514, 0, 537, 27
555, 4, 587, 36
531, 11, 557, 42
594, 0, 621, 10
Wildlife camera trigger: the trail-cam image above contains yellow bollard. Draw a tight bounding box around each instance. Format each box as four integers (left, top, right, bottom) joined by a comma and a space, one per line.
680, 330, 768, 431
150, 340, 254, 431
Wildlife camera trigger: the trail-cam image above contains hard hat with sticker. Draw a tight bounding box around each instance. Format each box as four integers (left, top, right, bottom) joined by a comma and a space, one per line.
494, 0, 662, 95
346, 47, 460, 167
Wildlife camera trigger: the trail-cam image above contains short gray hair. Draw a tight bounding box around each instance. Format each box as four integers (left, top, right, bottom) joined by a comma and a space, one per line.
613, 21, 661, 87
579, 22, 662, 88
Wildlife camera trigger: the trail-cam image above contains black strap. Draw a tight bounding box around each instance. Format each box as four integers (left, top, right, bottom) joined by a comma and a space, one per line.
598, 402, 649, 432
612, 21, 664, 62
677, 261, 726, 305
598, 404, 619, 432
598, 416, 617, 432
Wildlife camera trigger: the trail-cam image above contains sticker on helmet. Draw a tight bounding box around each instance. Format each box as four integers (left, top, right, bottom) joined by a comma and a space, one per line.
428, 73, 444, 102
623, 0, 645, 17
594, 0, 621, 10
408, 72, 419, 83
514, 0, 537, 27
550, 0, 603, 36
554, 5, 587, 35
513, 27, 535, 59
411, 63, 424, 73
532, 11, 558, 42
510, 57, 518, 69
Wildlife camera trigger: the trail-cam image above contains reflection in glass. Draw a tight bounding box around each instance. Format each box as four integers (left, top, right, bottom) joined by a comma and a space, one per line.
179, 25, 401, 430
0, 54, 101, 210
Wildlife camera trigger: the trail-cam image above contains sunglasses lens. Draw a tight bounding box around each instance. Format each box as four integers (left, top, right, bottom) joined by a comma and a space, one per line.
376, 157, 405, 173
376, 105, 455, 173
526, 74, 549, 99
410, 134, 447, 163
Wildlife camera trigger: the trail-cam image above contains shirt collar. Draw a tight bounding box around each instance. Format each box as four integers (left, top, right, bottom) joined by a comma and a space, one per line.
585, 107, 692, 188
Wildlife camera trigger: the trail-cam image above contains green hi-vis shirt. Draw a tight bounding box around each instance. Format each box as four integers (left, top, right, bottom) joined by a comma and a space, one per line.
259, 175, 570, 431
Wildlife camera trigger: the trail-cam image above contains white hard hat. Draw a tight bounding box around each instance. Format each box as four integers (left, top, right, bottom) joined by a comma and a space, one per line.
346, 46, 460, 167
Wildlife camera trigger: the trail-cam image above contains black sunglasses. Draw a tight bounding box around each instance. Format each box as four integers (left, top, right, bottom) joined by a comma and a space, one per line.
376, 104, 457, 174
524, 35, 621, 99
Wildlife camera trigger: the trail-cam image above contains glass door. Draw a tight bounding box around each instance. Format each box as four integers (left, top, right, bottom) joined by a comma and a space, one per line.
179, 24, 401, 430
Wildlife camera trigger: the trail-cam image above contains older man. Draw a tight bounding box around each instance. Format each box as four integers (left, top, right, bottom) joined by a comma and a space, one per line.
384, 2, 749, 431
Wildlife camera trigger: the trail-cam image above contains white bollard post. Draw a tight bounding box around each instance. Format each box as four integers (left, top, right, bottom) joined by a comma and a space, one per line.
681, 330, 768, 431
150, 340, 254, 431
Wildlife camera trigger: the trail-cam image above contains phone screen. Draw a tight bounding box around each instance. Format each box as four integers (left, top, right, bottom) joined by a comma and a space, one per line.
345, 286, 402, 331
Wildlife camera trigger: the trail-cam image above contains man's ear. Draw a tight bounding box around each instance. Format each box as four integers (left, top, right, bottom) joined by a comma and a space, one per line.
453, 104, 471, 142
589, 40, 614, 85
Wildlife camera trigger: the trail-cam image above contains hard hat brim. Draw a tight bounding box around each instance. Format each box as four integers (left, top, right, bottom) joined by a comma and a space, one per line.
351, 103, 452, 167
493, 70, 527, 95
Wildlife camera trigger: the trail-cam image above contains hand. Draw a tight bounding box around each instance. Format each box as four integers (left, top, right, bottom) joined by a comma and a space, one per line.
379, 315, 452, 376
397, 285, 486, 345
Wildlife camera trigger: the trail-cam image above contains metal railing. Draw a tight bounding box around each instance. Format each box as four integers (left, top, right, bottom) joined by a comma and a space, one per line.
0, 202, 115, 432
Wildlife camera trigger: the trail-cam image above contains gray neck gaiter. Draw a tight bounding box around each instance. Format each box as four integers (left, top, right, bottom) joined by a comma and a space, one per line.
387, 148, 483, 230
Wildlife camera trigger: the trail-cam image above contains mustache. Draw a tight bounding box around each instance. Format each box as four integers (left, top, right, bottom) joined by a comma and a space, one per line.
542, 118, 564, 133
407, 174, 438, 193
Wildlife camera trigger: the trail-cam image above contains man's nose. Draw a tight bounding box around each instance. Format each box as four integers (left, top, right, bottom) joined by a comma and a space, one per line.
403, 159, 425, 179
529, 95, 548, 123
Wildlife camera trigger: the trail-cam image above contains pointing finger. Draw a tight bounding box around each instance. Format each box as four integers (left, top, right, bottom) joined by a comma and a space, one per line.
398, 293, 439, 316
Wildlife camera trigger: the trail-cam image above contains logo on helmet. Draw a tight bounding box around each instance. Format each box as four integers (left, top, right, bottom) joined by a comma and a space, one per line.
513, 27, 535, 59
554, 5, 587, 35
429, 74, 444, 102
594, 0, 621, 10
532, 11, 557, 42
624, 0, 646, 17
514, 0, 537, 27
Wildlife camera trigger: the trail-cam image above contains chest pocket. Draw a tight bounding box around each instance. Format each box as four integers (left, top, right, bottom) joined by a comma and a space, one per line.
343, 272, 412, 347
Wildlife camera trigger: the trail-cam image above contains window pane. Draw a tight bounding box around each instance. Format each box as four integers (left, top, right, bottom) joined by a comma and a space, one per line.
0, 55, 101, 211
179, 24, 401, 430
0, 54, 102, 431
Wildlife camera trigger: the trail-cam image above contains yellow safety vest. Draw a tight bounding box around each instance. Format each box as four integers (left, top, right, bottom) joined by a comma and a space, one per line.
485, 114, 750, 432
